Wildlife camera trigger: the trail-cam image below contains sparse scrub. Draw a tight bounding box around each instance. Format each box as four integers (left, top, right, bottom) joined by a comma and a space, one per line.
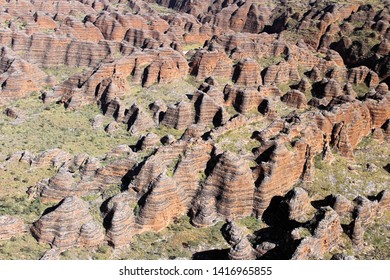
0, 97, 137, 156
42, 65, 86, 83
0, 234, 50, 260
116, 216, 228, 260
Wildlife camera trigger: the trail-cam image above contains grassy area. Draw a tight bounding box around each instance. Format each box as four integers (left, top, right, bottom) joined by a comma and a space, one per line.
0, 162, 56, 197
237, 216, 266, 233
277, 83, 292, 94
147, 125, 185, 139
257, 55, 285, 68
121, 76, 198, 113
274, 98, 299, 117
51, 215, 230, 260
116, 216, 228, 260
352, 83, 370, 97
182, 43, 204, 52
0, 195, 56, 224
148, 3, 176, 14
349, 29, 381, 51
42, 65, 86, 83
358, 211, 390, 259
0, 234, 50, 260
309, 137, 390, 200
0, 94, 137, 157
59, 244, 114, 260
215, 119, 268, 154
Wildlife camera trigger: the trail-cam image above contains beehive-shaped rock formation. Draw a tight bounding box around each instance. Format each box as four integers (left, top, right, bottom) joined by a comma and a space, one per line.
192, 152, 255, 227
31, 196, 104, 249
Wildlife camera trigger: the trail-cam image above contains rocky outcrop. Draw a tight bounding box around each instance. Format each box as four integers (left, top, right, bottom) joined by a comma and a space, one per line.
292, 207, 343, 260
232, 58, 262, 87
234, 88, 262, 115
39, 169, 77, 202
32, 148, 73, 168
37, 153, 137, 202
103, 192, 137, 247
137, 173, 184, 232
281, 90, 308, 109
193, 92, 224, 126
281, 187, 313, 223
131, 141, 188, 195
78, 221, 105, 248
161, 102, 195, 130
190, 50, 232, 81
31, 196, 104, 249
192, 152, 255, 227
126, 109, 155, 135
139, 133, 161, 150
0, 47, 50, 104
348, 66, 379, 88
0, 215, 27, 240
0, 32, 113, 68
221, 220, 256, 260
54, 47, 188, 108
172, 141, 213, 209
312, 78, 343, 99
3, 107, 23, 119
263, 62, 300, 85
330, 194, 354, 218
253, 138, 319, 216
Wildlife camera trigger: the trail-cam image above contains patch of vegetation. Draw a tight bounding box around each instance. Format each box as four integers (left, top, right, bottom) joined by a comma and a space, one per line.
349, 29, 381, 50
0, 96, 138, 157
166, 154, 182, 177
213, 77, 234, 90
285, 142, 294, 152
310, 137, 390, 201
42, 65, 86, 83
92, 244, 113, 260
117, 216, 228, 260
122, 76, 198, 114
359, 211, 390, 259
41, 28, 55, 34
0, 19, 11, 29
237, 216, 265, 233
257, 55, 286, 68
14, 19, 28, 30
356, 135, 373, 149
314, 154, 325, 170
0, 162, 56, 197
147, 125, 185, 139
0, 234, 50, 260
225, 105, 238, 116
274, 99, 297, 117
352, 83, 370, 97
81, 193, 101, 202
216, 119, 267, 154
149, 3, 176, 14
277, 83, 292, 94
0, 195, 55, 224
102, 184, 122, 200
182, 43, 204, 52
282, 25, 320, 45
59, 248, 87, 260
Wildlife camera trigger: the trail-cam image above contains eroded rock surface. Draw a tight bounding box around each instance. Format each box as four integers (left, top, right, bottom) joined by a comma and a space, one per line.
0, 0, 389, 260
